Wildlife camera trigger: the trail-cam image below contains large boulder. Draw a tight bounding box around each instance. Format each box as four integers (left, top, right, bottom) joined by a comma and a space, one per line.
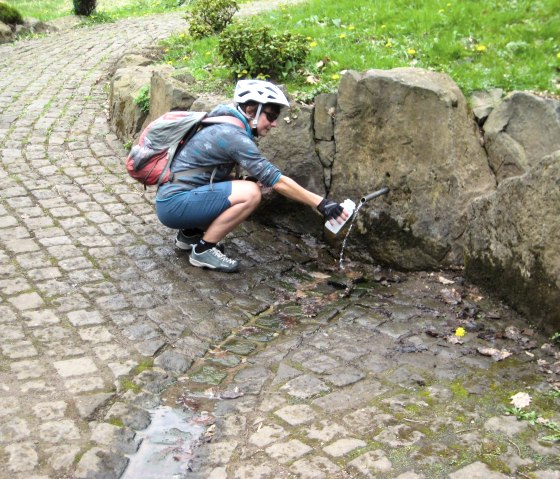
330, 69, 496, 269
189, 94, 228, 112
483, 91, 560, 183
465, 151, 560, 332
146, 69, 197, 124
470, 88, 504, 125
257, 104, 326, 232
109, 65, 172, 145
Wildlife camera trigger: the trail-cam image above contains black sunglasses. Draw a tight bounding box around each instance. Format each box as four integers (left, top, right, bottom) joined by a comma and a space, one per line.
262, 110, 280, 122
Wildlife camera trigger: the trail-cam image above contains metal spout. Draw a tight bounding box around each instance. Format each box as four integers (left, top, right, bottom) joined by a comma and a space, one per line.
360, 187, 390, 204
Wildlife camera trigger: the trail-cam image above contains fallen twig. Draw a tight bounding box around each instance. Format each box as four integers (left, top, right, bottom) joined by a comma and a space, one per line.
507, 438, 521, 456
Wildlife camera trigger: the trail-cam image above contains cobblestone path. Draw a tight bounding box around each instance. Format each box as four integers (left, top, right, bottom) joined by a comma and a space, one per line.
0, 4, 559, 479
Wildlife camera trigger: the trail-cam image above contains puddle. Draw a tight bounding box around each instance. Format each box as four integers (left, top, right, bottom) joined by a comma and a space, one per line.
121, 406, 205, 479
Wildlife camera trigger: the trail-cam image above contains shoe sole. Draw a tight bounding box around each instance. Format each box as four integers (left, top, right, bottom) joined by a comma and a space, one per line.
175, 240, 194, 251
189, 256, 239, 273
177, 241, 225, 253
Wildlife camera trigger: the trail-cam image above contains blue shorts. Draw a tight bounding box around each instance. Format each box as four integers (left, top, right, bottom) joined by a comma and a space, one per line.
155, 182, 232, 230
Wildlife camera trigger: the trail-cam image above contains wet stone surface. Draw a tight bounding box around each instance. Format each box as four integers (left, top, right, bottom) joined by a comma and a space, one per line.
1, 2, 559, 479
167, 266, 560, 479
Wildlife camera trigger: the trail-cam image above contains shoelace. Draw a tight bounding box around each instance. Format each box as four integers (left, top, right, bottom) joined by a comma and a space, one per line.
210, 247, 237, 265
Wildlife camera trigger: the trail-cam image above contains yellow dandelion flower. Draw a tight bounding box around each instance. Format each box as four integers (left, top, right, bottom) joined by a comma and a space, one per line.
455, 327, 466, 337
310, 41, 318, 48
331, 74, 340, 80
339, 33, 346, 39
306, 36, 312, 40
167, 61, 173, 65
348, 25, 355, 31
407, 48, 417, 55
475, 44, 487, 52
385, 41, 392, 48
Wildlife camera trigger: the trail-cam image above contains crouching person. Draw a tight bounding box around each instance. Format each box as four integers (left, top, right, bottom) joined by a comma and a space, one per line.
155, 79, 349, 273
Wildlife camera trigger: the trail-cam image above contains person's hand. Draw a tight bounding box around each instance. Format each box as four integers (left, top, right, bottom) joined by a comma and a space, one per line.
317, 198, 344, 220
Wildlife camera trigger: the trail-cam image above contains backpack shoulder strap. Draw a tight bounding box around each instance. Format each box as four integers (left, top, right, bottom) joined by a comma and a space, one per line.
201, 115, 246, 130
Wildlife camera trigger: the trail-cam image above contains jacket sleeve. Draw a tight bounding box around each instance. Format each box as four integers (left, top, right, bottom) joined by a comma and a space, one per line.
229, 129, 282, 187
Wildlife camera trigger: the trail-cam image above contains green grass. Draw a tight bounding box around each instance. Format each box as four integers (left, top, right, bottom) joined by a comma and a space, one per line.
160, 0, 560, 101
6, 0, 559, 100
4, 0, 256, 22
4, 0, 188, 22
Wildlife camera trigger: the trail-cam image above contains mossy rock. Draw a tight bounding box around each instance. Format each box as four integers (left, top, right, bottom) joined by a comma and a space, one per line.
0, 2, 24, 26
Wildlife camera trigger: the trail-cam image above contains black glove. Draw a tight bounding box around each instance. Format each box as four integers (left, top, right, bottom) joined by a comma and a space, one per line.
317, 198, 344, 220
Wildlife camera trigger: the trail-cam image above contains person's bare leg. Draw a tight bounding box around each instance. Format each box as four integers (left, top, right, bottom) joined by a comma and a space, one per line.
202, 180, 261, 243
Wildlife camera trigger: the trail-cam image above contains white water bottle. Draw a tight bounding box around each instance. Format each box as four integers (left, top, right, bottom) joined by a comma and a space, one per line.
325, 199, 356, 235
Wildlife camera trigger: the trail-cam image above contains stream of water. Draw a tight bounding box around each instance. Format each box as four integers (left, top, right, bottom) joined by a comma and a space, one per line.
338, 200, 364, 269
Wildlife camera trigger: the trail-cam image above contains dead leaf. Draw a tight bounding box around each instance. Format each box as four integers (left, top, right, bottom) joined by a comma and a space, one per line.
306, 74, 320, 85
309, 271, 331, 280
440, 288, 462, 305
193, 413, 215, 426
316, 56, 331, 70
504, 326, 522, 341
477, 346, 512, 361
220, 387, 244, 400
438, 275, 455, 285
446, 335, 463, 345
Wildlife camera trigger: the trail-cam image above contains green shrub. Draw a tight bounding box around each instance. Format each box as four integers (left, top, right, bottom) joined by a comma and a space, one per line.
218, 21, 310, 80
185, 0, 238, 39
134, 85, 150, 113
0, 2, 24, 26
73, 0, 96, 16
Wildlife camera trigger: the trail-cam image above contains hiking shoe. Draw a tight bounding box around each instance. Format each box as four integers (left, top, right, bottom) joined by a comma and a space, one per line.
175, 230, 202, 251
176, 230, 224, 253
189, 247, 239, 273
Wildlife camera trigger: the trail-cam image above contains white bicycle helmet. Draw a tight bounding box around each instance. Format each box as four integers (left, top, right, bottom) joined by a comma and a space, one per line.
234, 80, 290, 107
234, 80, 289, 130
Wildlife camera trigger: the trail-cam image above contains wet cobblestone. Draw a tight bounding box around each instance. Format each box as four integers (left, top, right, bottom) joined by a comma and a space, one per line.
1, 2, 560, 479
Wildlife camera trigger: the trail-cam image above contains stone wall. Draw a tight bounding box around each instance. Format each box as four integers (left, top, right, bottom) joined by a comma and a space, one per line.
108, 58, 560, 331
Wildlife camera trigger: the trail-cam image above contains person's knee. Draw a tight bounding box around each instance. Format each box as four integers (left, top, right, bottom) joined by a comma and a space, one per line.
235, 181, 261, 205
247, 182, 262, 206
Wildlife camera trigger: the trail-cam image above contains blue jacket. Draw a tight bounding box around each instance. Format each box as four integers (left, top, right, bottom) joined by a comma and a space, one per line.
156, 105, 282, 200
